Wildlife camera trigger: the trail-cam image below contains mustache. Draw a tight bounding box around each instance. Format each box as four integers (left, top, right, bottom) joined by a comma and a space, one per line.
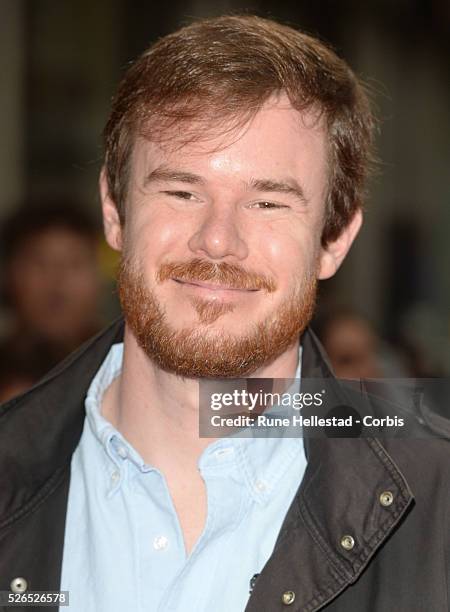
156, 258, 277, 292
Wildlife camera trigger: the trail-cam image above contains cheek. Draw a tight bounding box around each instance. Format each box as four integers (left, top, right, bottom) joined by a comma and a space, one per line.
254, 226, 320, 284
123, 207, 189, 269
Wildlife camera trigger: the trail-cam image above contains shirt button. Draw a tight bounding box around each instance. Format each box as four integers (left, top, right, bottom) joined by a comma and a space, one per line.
340, 535, 355, 550
254, 479, 267, 492
117, 446, 128, 459
10, 577, 28, 593
111, 470, 120, 483
281, 590, 296, 605
379, 491, 394, 507
153, 535, 169, 551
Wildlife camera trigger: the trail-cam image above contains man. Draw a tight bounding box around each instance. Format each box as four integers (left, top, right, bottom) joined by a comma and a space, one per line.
1, 15, 449, 612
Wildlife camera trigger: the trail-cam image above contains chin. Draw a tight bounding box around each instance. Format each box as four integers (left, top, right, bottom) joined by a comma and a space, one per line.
173, 319, 250, 340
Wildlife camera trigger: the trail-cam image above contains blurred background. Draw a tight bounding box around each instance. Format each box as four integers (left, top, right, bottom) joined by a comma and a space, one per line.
0, 0, 449, 401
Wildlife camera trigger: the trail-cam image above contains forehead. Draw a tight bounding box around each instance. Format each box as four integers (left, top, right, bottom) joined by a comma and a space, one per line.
130, 94, 328, 188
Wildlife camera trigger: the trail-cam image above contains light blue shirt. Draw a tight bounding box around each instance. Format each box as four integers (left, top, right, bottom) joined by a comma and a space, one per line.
60, 343, 307, 612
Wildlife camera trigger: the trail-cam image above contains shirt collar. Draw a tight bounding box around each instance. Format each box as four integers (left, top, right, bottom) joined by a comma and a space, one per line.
85, 344, 151, 480
84, 342, 304, 503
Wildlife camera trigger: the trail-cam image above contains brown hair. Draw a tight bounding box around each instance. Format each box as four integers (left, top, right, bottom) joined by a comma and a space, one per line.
103, 14, 375, 245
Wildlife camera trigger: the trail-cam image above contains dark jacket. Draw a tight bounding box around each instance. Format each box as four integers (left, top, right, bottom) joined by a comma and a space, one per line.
1, 319, 450, 611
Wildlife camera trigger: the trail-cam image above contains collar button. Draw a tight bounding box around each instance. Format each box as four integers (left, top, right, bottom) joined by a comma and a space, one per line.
117, 445, 128, 459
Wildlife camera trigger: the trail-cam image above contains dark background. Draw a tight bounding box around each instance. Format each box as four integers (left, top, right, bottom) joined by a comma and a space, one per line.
1, 0, 449, 375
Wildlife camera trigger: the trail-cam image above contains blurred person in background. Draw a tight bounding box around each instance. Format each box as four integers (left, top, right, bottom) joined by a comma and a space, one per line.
316, 308, 411, 379
0, 203, 102, 396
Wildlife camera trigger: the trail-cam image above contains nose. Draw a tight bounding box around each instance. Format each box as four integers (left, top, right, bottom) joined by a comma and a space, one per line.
187, 201, 248, 261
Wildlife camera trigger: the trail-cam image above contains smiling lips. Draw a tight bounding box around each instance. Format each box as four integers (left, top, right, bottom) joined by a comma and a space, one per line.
173, 278, 259, 293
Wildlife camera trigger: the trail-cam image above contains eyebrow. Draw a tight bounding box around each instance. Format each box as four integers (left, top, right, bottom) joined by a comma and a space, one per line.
144, 166, 308, 205
144, 167, 204, 186
249, 178, 308, 205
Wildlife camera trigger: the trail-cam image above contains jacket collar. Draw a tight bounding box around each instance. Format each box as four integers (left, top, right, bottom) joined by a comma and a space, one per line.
0, 317, 414, 610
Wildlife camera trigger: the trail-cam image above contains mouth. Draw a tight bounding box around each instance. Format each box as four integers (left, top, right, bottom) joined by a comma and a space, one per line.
172, 278, 260, 293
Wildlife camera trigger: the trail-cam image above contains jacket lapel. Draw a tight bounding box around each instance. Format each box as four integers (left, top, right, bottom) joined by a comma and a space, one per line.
246, 329, 415, 611
0, 319, 126, 594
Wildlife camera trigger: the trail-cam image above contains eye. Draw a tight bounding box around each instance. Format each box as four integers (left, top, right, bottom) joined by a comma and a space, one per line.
163, 190, 196, 200
250, 201, 289, 210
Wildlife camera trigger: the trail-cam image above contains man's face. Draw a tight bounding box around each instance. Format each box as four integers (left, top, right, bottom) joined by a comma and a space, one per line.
103, 95, 355, 378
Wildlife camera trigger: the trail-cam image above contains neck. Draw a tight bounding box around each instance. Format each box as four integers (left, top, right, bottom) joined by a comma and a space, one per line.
102, 324, 301, 471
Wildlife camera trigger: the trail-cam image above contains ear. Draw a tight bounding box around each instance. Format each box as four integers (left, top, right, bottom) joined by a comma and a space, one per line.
99, 167, 123, 252
318, 209, 363, 280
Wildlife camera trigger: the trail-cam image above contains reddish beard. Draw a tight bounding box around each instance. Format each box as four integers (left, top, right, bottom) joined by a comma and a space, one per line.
118, 256, 318, 378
